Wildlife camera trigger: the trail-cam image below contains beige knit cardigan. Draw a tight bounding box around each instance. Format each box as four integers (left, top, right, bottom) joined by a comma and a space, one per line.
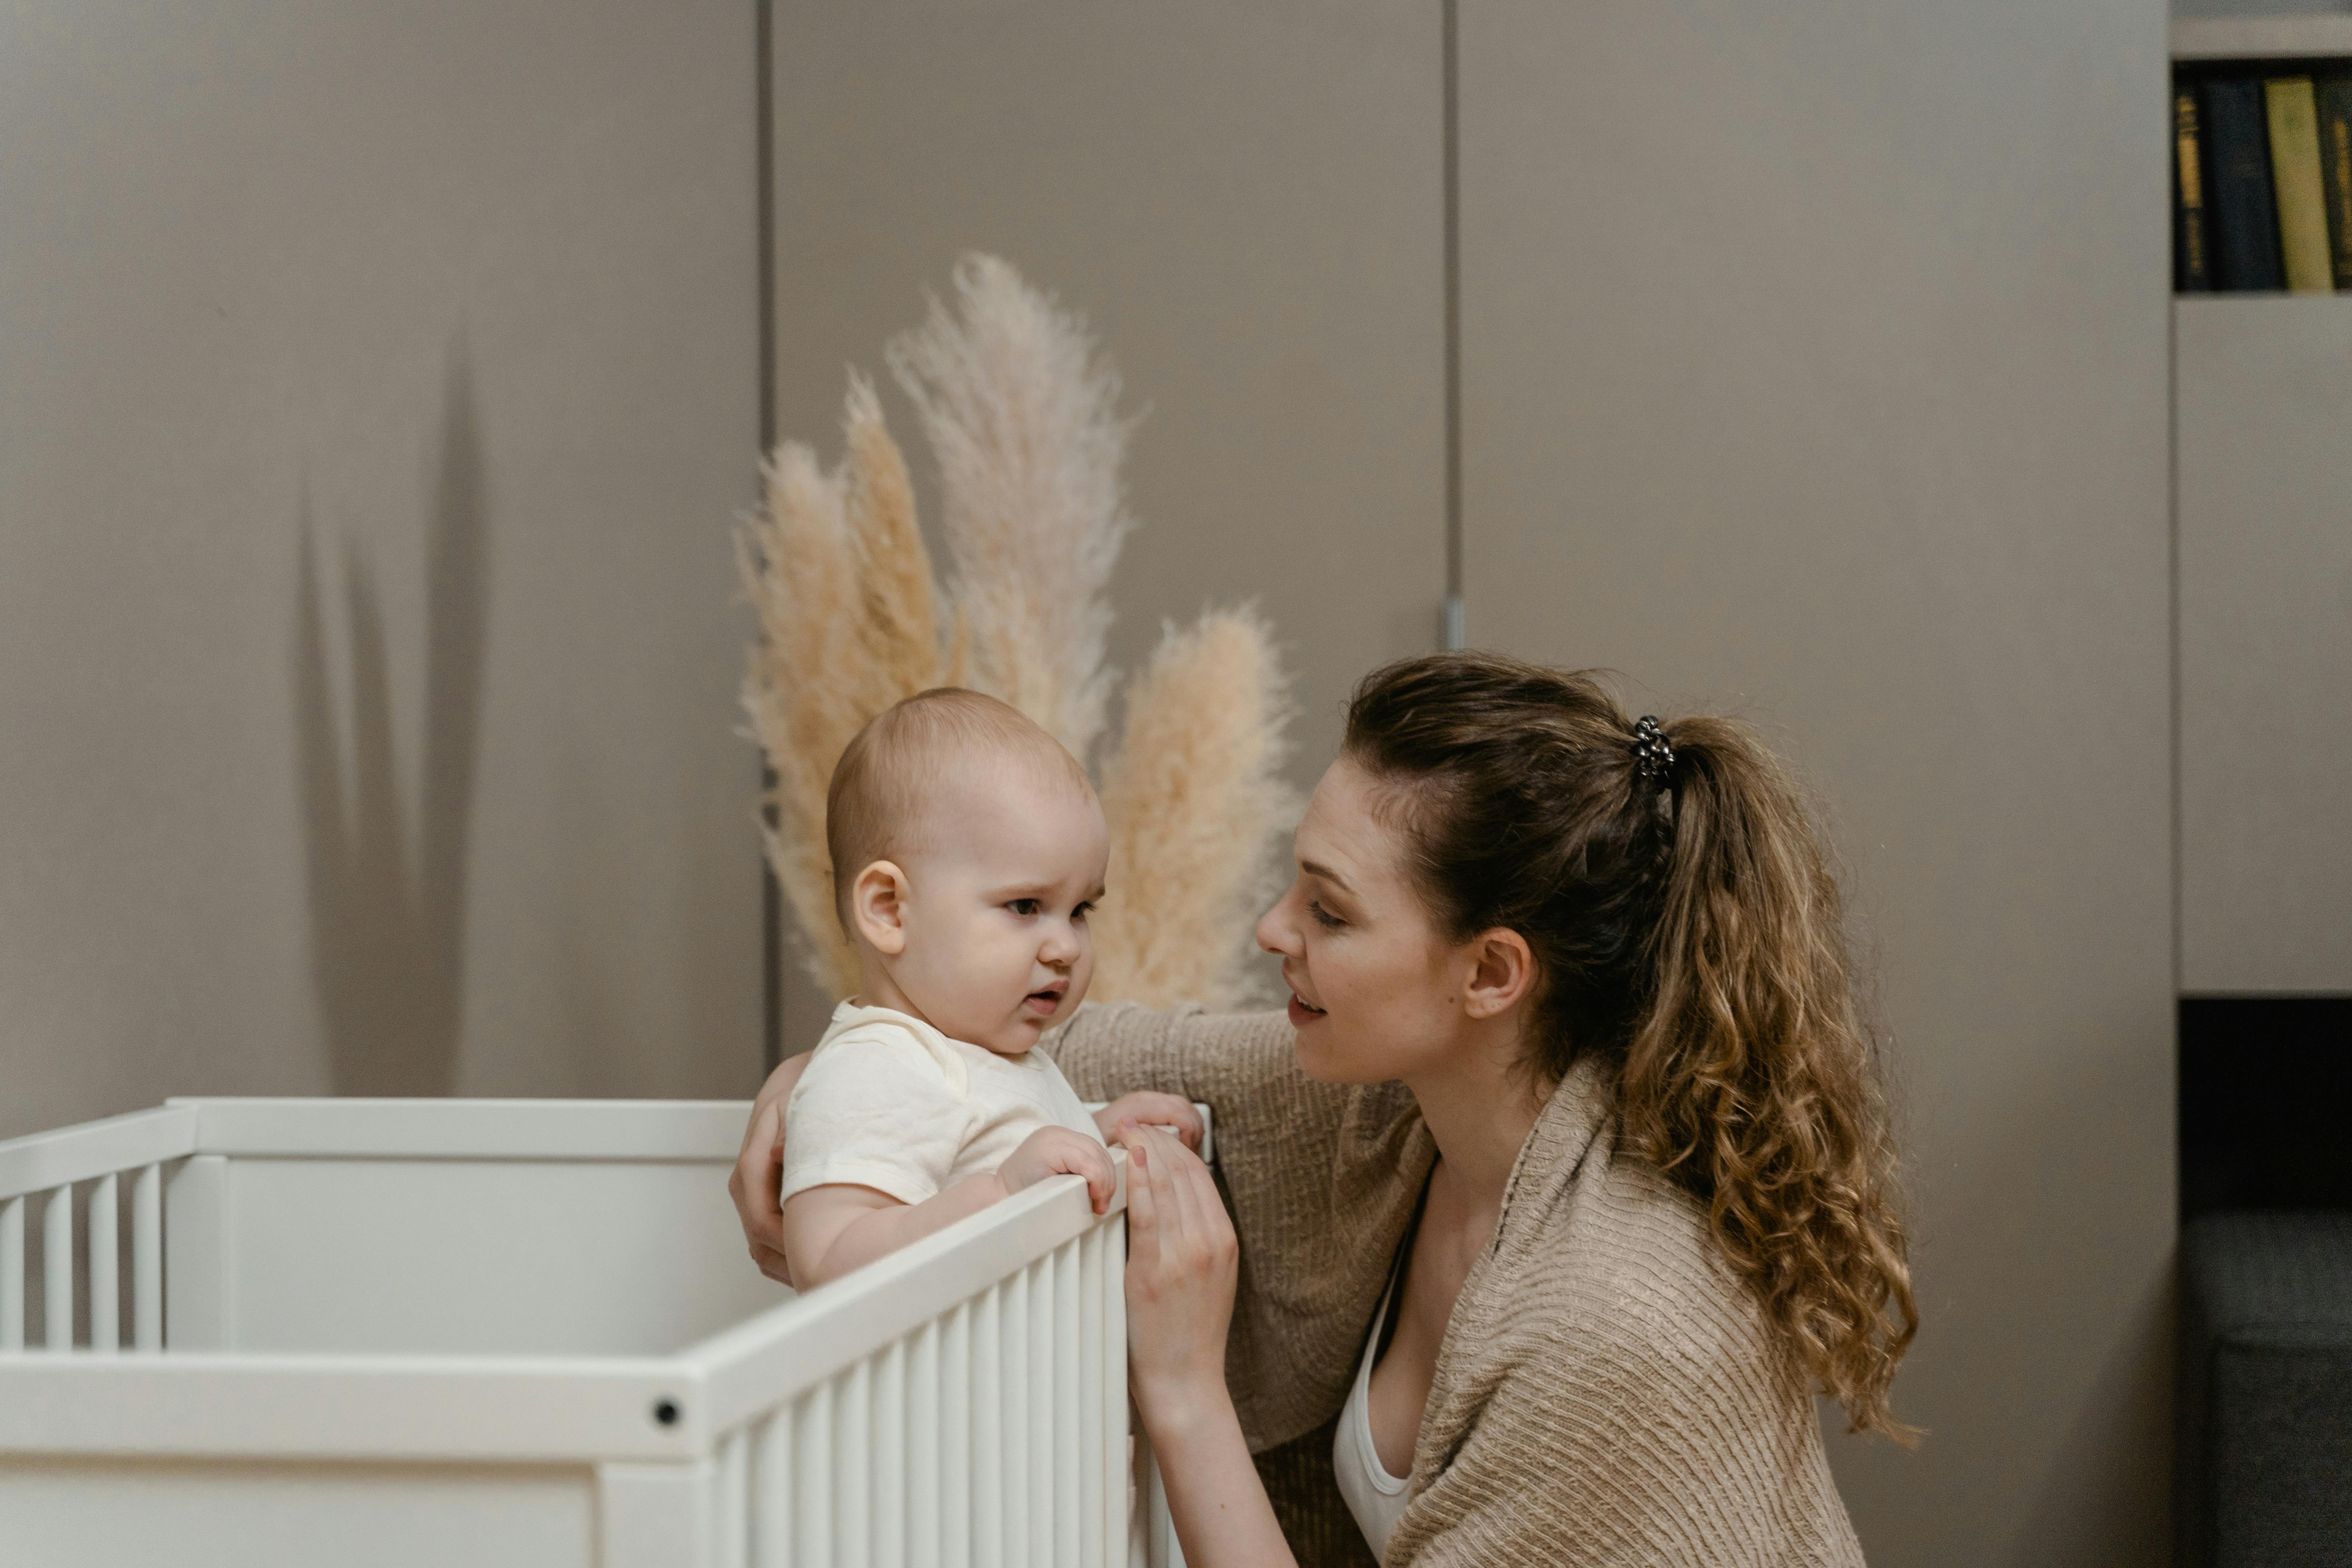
1047, 1002, 1865, 1568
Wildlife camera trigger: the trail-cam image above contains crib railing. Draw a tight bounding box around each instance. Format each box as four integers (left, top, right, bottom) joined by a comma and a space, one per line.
0, 1099, 1184, 1567
688, 1183, 1133, 1566
0, 1104, 192, 1352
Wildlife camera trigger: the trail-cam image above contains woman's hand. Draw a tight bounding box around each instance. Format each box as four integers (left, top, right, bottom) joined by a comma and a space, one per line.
730, 1052, 811, 1287
1122, 1122, 1240, 1416
1122, 1123, 1297, 1566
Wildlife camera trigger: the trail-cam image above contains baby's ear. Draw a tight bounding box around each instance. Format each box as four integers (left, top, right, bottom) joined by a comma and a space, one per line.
849, 860, 912, 955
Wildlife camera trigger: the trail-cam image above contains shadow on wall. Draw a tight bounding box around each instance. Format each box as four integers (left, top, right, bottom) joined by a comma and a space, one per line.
293, 342, 490, 1097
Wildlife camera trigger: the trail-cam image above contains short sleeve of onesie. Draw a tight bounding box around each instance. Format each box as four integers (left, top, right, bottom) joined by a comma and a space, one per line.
781, 1023, 975, 1207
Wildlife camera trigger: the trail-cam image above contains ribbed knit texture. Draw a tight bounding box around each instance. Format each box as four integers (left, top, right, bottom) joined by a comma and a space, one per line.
1051, 1002, 1865, 1567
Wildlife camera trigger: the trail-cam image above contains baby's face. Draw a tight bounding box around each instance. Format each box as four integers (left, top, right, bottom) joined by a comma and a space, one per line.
888, 762, 1109, 1055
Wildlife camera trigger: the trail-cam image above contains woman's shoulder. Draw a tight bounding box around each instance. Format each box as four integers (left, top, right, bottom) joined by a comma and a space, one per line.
1402, 1095, 1858, 1566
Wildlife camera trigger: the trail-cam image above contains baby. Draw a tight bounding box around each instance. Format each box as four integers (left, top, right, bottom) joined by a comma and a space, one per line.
779, 687, 1198, 1289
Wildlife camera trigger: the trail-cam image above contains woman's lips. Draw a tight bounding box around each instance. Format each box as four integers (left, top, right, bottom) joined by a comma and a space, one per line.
1286, 991, 1327, 1028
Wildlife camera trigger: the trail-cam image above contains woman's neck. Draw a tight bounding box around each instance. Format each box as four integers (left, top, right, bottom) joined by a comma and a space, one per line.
1403, 1018, 1549, 1209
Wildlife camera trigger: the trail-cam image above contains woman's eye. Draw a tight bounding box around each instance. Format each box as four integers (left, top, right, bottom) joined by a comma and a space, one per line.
1005, 899, 1042, 917
1307, 899, 1345, 930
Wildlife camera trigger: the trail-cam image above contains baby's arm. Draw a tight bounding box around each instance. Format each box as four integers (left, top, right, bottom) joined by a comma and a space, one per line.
781, 1126, 1117, 1290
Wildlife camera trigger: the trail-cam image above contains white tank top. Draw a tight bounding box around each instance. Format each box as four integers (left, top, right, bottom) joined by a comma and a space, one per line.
1333, 1268, 1413, 1556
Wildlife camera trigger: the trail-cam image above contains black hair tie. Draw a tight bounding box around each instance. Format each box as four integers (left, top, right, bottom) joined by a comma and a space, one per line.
1631, 715, 1675, 790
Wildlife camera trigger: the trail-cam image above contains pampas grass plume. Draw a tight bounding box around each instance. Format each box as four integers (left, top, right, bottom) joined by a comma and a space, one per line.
1091, 608, 1297, 1009
888, 255, 1130, 763
739, 382, 953, 998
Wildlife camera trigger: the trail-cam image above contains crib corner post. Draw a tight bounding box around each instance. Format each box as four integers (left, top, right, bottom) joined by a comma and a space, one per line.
597, 1459, 714, 1568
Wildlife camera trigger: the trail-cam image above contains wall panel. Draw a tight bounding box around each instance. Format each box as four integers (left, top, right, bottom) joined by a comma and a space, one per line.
0, 1, 763, 1135
1458, 3, 2172, 1561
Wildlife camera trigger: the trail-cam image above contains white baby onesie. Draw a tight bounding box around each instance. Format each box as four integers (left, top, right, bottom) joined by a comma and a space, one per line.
781, 1000, 1103, 1208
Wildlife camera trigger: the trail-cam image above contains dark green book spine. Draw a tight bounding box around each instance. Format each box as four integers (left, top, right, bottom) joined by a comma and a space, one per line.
2203, 77, 2284, 291
2176, 85, 2214, 291
2317, 73, 2352, 289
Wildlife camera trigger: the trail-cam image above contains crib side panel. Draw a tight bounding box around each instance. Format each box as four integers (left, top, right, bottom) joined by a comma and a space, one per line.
0, 1455, 596, 1568
212, 1157, 785, 1357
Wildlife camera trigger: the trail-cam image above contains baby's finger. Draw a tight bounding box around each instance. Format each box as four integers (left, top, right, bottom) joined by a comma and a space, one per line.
1152, 1097, 1205, 1152
1075, 1140, 1115, 1213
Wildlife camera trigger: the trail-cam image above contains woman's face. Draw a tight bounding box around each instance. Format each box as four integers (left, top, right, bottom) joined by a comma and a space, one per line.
1255, 756, 1471, 1085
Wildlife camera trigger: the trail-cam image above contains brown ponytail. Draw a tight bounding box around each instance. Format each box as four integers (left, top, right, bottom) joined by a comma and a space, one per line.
1344, 652, 1917, 1439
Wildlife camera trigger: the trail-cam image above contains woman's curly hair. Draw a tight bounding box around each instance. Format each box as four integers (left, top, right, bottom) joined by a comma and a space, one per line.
1345, 653, 1918, 1440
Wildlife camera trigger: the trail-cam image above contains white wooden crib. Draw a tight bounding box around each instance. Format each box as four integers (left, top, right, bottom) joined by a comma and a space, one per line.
0, 1096, 1195, 1567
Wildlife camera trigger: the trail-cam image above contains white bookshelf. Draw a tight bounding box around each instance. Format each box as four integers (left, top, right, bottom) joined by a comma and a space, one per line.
2172, 14, 2352, 59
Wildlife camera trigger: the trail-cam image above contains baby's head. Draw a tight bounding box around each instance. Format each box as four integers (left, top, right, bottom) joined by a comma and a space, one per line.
827, 689, 1109, 1055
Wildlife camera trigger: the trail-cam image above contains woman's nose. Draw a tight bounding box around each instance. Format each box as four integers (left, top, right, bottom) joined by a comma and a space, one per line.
1255, 892, 1300, 957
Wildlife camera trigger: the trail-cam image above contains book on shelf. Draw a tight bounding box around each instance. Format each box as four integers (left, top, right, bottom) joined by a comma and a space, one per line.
2205, 76, 2285, 289
2318, 74, 2352, 289
2177, 86, 2213, 290
2267, 77, 2333, 291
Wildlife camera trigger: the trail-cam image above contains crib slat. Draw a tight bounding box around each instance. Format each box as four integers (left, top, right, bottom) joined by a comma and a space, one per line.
88, 1171, 118, 1353
838, 1359, 871, 1568
1028, 1255, 1056, 1561
133, 1163, 162, 1350
875, 1336, 906, 1568
753, 1409, 792, 1568
943, 1299, 971, 1568
794, 1381, 832, 1567
1004, 1269, 1029, 1567
972, 1284, 1002, 1568
1056, 1238, 1082, 1564
1106, 1213, 1131, 1563
2, 1194, 23, 1349
1079, 1224, 1106, 1565
716, 1425, 750, 1568
908, 1317, 941, 1568
43, 1183, 72, 1350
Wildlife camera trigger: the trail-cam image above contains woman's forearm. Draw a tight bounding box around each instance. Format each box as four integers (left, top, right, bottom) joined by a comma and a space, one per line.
1137, 1379, 1298, 1568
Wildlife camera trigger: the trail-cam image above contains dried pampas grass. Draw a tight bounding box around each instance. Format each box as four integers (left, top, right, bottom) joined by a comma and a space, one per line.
738, 376, 957, 998
742, 255, 1294, 1009
1091, 609, 1298, 1009
888, 255, 1131, 762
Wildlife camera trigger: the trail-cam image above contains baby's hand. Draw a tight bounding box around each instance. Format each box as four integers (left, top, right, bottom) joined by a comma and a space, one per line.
1094, 1092, 1203, 1155
998, 1126, 1117, 1214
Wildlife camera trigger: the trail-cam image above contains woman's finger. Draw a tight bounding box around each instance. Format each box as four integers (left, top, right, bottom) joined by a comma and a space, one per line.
1125, 1136, 1160, 1274
1142, 1126, 1190, 1272
1154, 1126, 1209, 1259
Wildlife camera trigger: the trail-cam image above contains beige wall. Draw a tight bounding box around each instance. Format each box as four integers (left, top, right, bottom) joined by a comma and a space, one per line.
1458, 3, 2174, 1562
769, 0, 1449, 1047
0, 1, 766, 1140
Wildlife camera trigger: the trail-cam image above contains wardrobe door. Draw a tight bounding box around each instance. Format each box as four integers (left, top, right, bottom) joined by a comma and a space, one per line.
1457, 4, 2171, 1563
772, 1, 1448, 1039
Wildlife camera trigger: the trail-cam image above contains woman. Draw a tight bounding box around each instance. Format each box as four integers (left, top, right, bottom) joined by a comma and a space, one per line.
731, 653, 1916, 1566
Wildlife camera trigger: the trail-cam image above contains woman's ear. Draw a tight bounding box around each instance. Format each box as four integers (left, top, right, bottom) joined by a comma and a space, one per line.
849, 860, 913, 956
1461, 927, 1536, 1021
